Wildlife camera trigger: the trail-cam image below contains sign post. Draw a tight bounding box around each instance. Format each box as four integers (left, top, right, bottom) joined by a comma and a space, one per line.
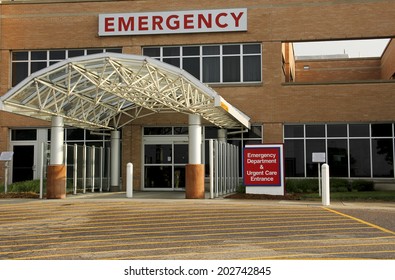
243, 144, 284, 195
312, 152, 326, 197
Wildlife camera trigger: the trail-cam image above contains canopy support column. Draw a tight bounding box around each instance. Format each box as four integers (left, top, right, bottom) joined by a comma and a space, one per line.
110, 130, 120, 191
218, 128, 227, 143
186, 114, 205, 199
47, 116, 66, 199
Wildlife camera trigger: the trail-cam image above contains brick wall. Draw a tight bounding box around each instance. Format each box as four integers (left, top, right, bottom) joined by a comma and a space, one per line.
294, 58, 382, 83
381, 39, 395, 79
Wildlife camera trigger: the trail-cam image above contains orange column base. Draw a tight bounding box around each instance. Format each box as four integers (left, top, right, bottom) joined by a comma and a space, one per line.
47, 165, 66, 199
185, 164, 205, 199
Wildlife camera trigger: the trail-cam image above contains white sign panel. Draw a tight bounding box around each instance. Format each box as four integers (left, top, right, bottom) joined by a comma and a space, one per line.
98, 8, 247, 36
312, 152, 326, 163
0, 151, 14, 161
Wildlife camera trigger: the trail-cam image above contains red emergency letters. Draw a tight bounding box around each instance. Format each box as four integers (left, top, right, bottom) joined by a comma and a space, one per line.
99, 9, 247, 36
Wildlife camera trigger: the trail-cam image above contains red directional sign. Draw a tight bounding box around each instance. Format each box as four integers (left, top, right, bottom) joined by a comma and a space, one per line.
243, 144, 284, 187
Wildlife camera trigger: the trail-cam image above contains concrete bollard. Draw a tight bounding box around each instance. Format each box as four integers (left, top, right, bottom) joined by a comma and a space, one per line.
321, 163, 330, 206
126, 162, 133, 198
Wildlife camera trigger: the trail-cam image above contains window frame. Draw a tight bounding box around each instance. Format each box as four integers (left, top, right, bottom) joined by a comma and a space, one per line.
142, 43, 262, 85
284, 123, 395, 179
11, 48, 123, 86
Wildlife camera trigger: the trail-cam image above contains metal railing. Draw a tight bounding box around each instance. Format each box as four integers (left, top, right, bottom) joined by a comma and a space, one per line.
38, 140, 239, 199
208, 139, 239, 199
39, 142, 110, 198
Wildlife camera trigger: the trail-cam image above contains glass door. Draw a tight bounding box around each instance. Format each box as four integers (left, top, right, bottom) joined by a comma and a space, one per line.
12, 145, 35, 182
143, 139, 188, 190
144, 143, 173, 189
173, 142, 188, 190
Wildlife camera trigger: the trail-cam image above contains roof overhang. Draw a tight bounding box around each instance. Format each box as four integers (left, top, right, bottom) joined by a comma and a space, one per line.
0, 53, 250, 130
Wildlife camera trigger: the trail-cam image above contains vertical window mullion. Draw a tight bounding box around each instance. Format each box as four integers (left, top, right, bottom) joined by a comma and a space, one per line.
325, 124, 328, 165
347, 124, 351, 178
179, 46, 183, 69
28, 51, 32, 76
199, 45, 203, 82
240, 45, 244, 82
303, 125, 307, 177
220, 45, 223, 83
369, 124, 373, 178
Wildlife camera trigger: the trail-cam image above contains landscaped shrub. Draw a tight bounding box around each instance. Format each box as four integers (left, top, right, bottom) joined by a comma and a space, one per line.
286, 178, 375, 193
6, 179, 77, 194
285, 179, 318, 193
330, 179, 351, 192
236, 184, 246, 194
8, 180, 41, 193
351, 180, 375, 192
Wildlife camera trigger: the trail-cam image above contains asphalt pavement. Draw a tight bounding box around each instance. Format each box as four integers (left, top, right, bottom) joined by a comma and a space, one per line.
0, 192, 394, 260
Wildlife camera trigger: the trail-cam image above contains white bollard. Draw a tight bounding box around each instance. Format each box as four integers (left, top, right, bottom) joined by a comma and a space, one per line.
321, 163, 330, 206
126, 162, 133, 198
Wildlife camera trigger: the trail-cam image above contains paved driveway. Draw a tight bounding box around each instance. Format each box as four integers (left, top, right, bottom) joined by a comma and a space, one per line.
0, 195, 394, 260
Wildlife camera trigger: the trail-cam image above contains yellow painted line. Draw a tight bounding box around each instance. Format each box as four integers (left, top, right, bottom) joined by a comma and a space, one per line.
0, 224, 372, 246
0, 220, 364, 238
0, 211, 332, 225
0, 212, 341, 225
0, 217, 349, 232
0, 225, 378, 249
0, 200, 307, 209
249, 250, 395, 260
0, 205, 325, 216
0, 229, 384, 250
323, 207, 395, 235
2, 231, 392, 256
106, 241, 395, 260
0, 201, 319, 214
11, 237, 395, 260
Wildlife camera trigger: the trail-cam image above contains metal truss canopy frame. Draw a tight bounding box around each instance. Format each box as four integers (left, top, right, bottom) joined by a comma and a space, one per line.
0, 53, 250, 130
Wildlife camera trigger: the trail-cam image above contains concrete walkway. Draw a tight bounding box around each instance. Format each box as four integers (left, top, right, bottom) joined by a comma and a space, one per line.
64, 191, 395, 209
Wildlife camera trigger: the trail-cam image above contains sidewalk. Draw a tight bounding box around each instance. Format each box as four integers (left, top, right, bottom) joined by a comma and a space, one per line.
63, 191, 395, 210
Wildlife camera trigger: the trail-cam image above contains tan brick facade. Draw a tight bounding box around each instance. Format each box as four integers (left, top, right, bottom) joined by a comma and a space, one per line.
382, 39, 395, 79
0, 0, 394, 188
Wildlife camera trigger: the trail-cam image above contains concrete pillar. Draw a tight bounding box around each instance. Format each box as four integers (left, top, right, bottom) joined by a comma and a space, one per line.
47, 116, 66, 199
50, 116, 64, 165
218, 128, 227, 143
110, 130, 120, 191
188, 114, 202, 164
186, 114, 204, 198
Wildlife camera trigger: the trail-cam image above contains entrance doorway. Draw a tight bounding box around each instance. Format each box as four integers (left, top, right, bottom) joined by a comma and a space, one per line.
12, 145, 35, 182
143, 138, 188, 190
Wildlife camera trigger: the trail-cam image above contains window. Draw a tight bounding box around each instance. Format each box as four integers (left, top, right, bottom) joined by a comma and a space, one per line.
143, 43, 262, 84
143, 127, 186, 135
11, 129, 37, 141
11, 48, 122, 86
284, 123, 395, 178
